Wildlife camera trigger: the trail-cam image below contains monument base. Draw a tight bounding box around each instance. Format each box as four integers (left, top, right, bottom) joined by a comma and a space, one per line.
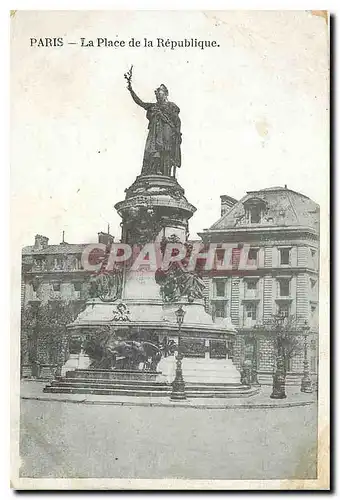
44, 356, 258, 398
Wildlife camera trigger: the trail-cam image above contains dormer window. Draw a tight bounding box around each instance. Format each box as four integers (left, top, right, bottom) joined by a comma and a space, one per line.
34, 257, 46, 269
243, 197, 267, 224
250, 206, 261, 223
54, 257, 63, 270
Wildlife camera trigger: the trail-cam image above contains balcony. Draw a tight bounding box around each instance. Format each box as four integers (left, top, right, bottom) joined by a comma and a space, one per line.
275, 293, 293, 302
243, 317, 258, 329
212, 295, 229, 301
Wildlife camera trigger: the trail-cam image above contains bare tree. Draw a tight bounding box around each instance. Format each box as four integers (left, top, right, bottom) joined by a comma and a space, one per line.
21, 301, 82, 376
260, 313, 305, 374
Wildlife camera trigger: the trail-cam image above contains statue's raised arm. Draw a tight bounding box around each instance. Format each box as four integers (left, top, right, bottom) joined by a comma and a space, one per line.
124, 65, 151, 110
128, 85, 151, 111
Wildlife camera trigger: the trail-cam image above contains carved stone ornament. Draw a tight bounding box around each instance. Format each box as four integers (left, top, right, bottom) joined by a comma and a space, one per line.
155, 235, 205, 303
88, 269, 123, 302
112, 302, 131, 322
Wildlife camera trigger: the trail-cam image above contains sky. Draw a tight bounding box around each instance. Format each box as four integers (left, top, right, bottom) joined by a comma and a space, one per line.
11, 10, 329, 247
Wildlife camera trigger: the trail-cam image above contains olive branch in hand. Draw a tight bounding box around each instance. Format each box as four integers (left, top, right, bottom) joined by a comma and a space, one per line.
124, 65, 133, 89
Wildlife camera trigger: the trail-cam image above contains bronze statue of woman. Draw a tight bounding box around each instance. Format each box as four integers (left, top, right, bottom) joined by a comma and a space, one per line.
125, 68, 182, 177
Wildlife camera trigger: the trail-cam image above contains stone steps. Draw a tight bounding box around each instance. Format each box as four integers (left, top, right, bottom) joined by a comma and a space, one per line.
65, 369, 161, 381
258, 373, 317, 386
44, 386, 170, 397
50, 378, 245, 389
48, 378, 249, 391
44, 385, 258, 398
48, 380, 169, 392
43, 376, 258, 398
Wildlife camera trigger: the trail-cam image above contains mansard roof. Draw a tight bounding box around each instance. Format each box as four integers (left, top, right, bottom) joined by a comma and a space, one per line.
208, 186, 319, 233
22, 243, 89, 256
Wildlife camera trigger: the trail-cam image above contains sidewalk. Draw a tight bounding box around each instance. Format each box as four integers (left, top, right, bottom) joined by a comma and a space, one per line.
20, 380, 317, 409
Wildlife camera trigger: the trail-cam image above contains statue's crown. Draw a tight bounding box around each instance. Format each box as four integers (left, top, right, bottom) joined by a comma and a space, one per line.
157, 84, 169, 95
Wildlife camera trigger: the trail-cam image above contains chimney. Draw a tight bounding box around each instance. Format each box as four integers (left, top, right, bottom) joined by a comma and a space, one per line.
220, 195, 238, 217
34, 234, 49, 250
98, 232, 114, 246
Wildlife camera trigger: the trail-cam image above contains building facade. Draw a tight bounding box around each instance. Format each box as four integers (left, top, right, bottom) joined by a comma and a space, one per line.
21, 232, 114, 307
21, 232, 114, 375
200, 186, 319, 381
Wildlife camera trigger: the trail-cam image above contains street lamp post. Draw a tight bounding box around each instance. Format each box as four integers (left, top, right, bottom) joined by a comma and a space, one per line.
270, 312, 287, 399
301, 320, 313, 393
170, 305, 187, 401
250, 330, 260, 387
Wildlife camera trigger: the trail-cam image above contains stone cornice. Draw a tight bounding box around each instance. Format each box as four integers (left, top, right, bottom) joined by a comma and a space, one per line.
201, 267, 318, 278
199, 226, 319, 243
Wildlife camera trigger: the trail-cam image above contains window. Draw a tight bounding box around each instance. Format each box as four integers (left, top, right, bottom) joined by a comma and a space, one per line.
279, 279, 290, 297
246, 279, 257, 291
243, 198, 267, 225
216, 249, 225, 265
75, 257, 84, 270
311, 304, 317, 320
52, 282, 61, 292
214, 302, 226, 318
247, 248, 258, 265
34, 257, 46, 269
278, 303, 290, 317
250, 206, 261, 223
231, 247, 241, 269
73, 282, 81, 292
310, 278, 317, 291
245, 302, 257, 320
215, 280, 226, 297
310, 249, 316, 263
54, 257, 63, 269
279, 248, 290, 265
310, 357, 317, 373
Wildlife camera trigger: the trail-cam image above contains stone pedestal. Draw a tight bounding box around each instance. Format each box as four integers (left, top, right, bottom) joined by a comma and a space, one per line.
158, 355, 241, 384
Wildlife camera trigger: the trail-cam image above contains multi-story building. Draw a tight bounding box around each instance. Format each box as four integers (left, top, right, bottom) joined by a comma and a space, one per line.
199, 186, 319, 381
21, 232, 114, 307
21, 231, 114, 375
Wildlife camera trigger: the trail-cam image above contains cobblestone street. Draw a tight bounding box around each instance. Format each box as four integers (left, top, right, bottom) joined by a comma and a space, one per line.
20, 398, 317, 480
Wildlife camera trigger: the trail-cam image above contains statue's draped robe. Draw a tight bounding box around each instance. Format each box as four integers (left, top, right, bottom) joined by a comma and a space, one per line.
129, 89, 181, 176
